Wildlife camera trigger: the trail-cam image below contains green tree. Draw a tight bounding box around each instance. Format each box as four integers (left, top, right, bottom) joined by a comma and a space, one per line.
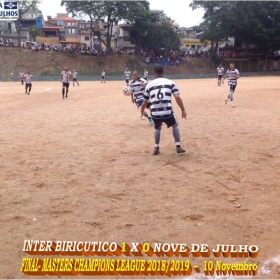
127, 10, 181, 52
231, 2, 280, 59
29, 25, 41, 41
190, 1, 236, 54
15, 0, 41, 48
61, 1, 150, 50
190, 1, 280, 59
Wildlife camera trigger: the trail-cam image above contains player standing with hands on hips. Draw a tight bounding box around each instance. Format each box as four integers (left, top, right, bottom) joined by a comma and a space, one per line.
60, 66, 72, 99
140, 66, 187, 155
222, 62, 240, 107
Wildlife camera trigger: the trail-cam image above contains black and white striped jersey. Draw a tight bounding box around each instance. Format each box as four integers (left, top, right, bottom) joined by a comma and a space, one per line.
124, 71, 131, 79
143, 77, 180, 119
217, 67, 224, 75
61, 71, 72, 83
225, 68, 240, 85
130, 77, 148, 101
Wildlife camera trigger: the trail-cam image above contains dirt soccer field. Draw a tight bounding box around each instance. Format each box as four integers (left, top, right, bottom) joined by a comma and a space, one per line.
0, 77, 279, 279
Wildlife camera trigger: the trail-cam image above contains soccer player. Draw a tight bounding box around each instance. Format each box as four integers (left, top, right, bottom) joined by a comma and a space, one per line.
222, 62, 240, 107
217, 63, 224, 86
24, 69, 33, 95
143, 69, 148, 81
60, 65, 72, 99
20, 72, 24, 85
140, 66, 187, 155
123, 68, 131, 86
72, 69, 79, 86
130, 70, 153, 125
101, 69, 106, 83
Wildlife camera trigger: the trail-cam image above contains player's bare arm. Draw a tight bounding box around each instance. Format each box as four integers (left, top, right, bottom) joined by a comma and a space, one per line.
174, 94, 187, 119
140, 100, 148, 118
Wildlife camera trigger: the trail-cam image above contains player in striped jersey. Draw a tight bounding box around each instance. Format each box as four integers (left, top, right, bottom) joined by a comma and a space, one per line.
141, 66, 187, 155
72, 69, 79, 86
60, 65, 72, 99
143, 69, 148, 81
20, 72, 24, 85
101, 70, 106, 83
130, 71, 153, 125
123, 68, 131, 86
24, 69, 33, 95
222, 62, 240, 107
217, 64, 224, 86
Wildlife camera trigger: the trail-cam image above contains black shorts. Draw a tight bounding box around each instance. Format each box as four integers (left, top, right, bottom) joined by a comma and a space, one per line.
63, 82, 70, 88
73, 78, 77, 81
26, 83, 32, 87
152, 113, 178, 129
229, 84, 237, 92
125, 79, 129, 84
102, 76, 105, 80
218, 75, 222, 79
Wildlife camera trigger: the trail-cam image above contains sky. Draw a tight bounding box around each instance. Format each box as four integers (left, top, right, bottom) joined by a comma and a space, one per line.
38, 0, 205, 28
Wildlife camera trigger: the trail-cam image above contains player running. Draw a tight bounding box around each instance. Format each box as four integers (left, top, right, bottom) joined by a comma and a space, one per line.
123, 68, 131, 86
72, 70, 79, 86
217, 64, 224, 86
130, 70, 153, 125
222, 62, 240, 107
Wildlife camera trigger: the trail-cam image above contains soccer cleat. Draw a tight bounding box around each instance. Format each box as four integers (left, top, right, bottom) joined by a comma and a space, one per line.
153, 148, 159, 155
148, 117, 154, 125
225, 98, 228, 104
232, 103, 235, 107
176, 147, 186, 154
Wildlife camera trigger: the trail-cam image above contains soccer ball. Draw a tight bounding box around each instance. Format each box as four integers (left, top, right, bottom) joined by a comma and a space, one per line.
123, 86, 133, 96
11, 73, 13, 75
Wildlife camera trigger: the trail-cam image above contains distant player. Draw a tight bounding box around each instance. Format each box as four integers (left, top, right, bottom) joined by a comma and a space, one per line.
143, 69, 148, 81
72, 70, 79, 86
141, 66, 187, 155
130, 70, 153, 125
101, 69, 106, 83
222, 62, 240, 107
24, 69, 33, 95
123, 68, 131, 86
217, 64, 224, 86
60, 65, 72, 99
19, 72, 24, 85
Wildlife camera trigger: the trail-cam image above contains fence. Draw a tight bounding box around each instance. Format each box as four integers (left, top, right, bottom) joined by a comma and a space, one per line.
1, 58, 280, 81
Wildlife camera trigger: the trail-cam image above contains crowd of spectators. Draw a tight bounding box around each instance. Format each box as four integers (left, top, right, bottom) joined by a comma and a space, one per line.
141, 48, 210, 66
0, 39, 137, 57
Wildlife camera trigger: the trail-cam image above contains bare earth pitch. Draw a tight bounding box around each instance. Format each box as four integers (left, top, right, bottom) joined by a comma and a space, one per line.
0, 77, 279, 278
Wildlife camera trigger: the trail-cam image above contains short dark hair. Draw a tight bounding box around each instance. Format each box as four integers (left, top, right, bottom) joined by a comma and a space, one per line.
154, 66, 164, 75
230, 62, 235, 65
